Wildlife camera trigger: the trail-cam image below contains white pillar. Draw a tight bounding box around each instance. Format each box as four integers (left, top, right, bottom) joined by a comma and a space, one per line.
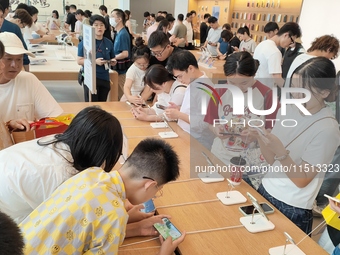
119, 0, 130, 10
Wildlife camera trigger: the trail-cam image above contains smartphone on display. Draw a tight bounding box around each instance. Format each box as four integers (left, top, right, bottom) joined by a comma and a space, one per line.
239, 202, 275, 216
156, 104, 167, 110
140, 199, 156, 213
324, 194, 340, 203
153, 218, 182, 241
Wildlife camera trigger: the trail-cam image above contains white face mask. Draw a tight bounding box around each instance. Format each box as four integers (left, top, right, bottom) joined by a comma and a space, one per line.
110, 17, 117, 27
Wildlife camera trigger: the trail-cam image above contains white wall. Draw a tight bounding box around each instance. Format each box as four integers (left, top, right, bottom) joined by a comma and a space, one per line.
174, 0, 188, 18
299, 0, 340, 71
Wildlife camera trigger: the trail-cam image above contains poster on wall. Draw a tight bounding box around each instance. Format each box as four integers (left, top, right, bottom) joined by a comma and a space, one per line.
82, 24, 96, 95
212, 6, 220, 20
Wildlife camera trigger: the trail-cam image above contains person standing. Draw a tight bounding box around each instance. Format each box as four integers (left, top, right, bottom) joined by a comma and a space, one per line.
64, 4, 77, 32
77, 15, 115, 102
99, 5, 112, 41
183, 12, 194, 50
110, 9, 132, 99
200, 13, 210, 46
170, 14, 186, 49
203, 16, 222, 56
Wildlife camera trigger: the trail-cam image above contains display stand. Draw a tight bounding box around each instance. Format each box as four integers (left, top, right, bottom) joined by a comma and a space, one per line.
197, 48, 217, 69
240, 193, 275, 233
198, 152, 224, 183
158, 119, 178, 139
150, 122, 168, 129
216, 179, 247, 205
269, 232, 305, 255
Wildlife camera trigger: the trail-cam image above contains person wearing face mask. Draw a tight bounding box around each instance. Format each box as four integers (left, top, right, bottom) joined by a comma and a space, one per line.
110, 8, 132, 99
77, 15, 115, 102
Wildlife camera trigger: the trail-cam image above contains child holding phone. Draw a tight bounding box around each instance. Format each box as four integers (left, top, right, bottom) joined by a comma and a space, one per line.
131, 64, 186, 122
120, 37, 152, 104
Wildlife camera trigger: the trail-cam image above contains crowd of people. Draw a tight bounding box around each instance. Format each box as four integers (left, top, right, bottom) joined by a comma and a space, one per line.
0, 0, 340, 254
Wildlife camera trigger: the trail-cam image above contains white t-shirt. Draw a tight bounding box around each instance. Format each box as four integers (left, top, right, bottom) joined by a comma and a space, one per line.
239, 39, 257, 53
183, 20, 193, 43
74, 20, 82, 38
262, 105, 340, 209
23, 24, 38, 45
120, 63, 146, 101
284, 54, 316, 88
0, 137, 76, 223
178, 73, 216, 149
152, 80, 186, 115
253, 39, 282, 88
206, 27, 222, 56
0, 71, 63, 122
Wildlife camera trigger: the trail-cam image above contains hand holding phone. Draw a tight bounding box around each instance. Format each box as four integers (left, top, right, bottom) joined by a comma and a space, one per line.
324, 194, 340, 203
156, 104, 167, 110
154, 218, 182, 241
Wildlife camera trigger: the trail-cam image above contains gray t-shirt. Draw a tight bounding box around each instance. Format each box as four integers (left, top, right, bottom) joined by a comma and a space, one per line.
173, 23, 187, 47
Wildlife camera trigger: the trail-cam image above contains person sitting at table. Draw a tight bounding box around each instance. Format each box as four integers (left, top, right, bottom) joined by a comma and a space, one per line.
165, 50, 215, 149
0, 32, 62, 124
0, 106, 123, 224
46, 10, 61, 30
254, 57, 340, 234
19, 138, 186, 255
148, 30, 182, 67
18, 5, 55, 45
120, 37, 152, 103
131, 64, 186, 121
7, 8, 33, 29
77, 15, 115, 102
204, 52, 279, 188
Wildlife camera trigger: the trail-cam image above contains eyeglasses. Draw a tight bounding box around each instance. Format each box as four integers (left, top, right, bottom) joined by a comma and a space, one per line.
173, 70, 187, 81
289, 35, 295, 44
151, 44, 169, 57
142, 176, 163, 198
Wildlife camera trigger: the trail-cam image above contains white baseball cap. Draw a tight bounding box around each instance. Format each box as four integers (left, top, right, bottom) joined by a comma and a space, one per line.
0, 32, 35, 57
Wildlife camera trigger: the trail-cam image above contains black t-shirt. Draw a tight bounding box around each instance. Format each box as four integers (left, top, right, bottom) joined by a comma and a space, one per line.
227, 36, 241, 55
149, 46, 182, 67
200, 22, 210, 44
103, 15, 112, 42
66, 12, 77, 32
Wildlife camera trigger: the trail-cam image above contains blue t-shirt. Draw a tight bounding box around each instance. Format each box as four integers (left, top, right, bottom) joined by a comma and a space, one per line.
1, 20, 30, 65
218, 38, 229, 55
113, 27, 131, 75
78, 37, 114, 81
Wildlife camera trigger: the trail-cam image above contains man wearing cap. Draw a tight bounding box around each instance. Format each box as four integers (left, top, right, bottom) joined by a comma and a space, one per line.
0, 32, 63, 124
0, 0, 30, 71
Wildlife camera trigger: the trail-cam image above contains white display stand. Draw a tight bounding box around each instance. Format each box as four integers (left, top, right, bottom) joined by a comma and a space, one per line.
269, 244, 306, 255
82, 24, 96, 95
197, 48, 217, 69
150, 122, 168, 129
217, 190, 247, 205
158, 131, 178, 139
240, 214, 275, 233
198, 172, 224, 183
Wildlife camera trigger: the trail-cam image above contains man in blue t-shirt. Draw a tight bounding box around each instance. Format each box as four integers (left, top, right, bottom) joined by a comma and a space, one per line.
110, 8, 131, 99
0, 0, 30, 70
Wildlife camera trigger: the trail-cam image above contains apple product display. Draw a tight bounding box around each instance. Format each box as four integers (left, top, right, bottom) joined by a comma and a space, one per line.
154, 218, 182, 241
239, 202, 275, 216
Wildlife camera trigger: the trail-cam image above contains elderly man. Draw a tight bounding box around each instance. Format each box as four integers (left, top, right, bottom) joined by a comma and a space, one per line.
0, 32, 62, 127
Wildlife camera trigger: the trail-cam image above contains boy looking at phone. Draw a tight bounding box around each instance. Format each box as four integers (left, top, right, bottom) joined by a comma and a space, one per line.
20, 138, 185, 254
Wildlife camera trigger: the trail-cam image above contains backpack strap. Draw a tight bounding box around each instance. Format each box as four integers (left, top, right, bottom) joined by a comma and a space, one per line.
173, 85, 186, 92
